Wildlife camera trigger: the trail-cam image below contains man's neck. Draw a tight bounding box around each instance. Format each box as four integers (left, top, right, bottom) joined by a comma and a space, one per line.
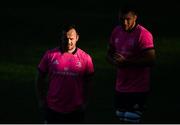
128, 22, 137, 32
68, 47, 77, 54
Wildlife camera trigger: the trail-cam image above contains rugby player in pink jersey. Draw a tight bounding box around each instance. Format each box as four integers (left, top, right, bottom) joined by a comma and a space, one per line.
36, 24, 94, 123
107, 4, 156, 123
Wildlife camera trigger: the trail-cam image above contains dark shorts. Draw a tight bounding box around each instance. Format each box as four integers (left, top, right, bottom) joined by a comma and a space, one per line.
114, 91, 149, 112
45, 106, 85, 124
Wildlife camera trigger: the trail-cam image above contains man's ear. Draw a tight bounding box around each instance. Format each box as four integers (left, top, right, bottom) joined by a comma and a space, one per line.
76, 34, 79, 41
134, 15, 137, 20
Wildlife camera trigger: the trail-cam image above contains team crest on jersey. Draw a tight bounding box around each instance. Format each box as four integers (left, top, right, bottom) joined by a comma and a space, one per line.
76, 61, 82, 68
115, 38, 119, 43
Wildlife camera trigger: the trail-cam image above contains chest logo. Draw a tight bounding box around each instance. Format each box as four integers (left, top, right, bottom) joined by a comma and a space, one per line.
76, 61, 82, 68
115, 38, 119, 43
52, 60, 59, 65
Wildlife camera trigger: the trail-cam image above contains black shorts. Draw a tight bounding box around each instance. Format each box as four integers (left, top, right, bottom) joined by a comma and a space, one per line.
45, 106, 85, 124
114, 91, 149, 112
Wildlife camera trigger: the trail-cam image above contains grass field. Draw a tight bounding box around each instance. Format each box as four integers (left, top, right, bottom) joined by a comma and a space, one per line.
1, 32, 180, 123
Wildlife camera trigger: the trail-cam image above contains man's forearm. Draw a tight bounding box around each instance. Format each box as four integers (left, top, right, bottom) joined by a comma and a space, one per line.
123, 49, 156, 67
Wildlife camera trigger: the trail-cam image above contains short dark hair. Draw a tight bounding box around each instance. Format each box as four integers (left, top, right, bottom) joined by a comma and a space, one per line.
61, 23, 79, 35
57, 23, 79, 43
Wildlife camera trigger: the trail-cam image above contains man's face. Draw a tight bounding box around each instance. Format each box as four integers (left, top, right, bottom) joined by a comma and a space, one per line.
119, 11, 137, 31
61, 28, 79, 52
66, 28, 79, 51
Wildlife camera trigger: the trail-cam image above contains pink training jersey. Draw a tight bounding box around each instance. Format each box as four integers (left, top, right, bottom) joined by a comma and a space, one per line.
38, 48, 94, 113
110, 24, 154, 92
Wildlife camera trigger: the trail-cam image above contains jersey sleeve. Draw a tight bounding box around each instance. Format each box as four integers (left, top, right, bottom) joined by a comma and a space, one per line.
138, 30, 154, 50
109, 27, 118, 47
38, 50, 49, 73
85, 55, 94, 76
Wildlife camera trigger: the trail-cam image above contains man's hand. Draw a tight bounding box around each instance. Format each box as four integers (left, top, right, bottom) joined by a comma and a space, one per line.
112, 52, 126, 67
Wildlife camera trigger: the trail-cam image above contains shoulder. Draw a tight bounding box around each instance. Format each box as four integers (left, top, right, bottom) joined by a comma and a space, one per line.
42, 47, 60, 58
137, 24, 152, 35
136, 24, 153, 40
112, 25, 122, 34
46, 47, 59, 53
76, 48, 92, 59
